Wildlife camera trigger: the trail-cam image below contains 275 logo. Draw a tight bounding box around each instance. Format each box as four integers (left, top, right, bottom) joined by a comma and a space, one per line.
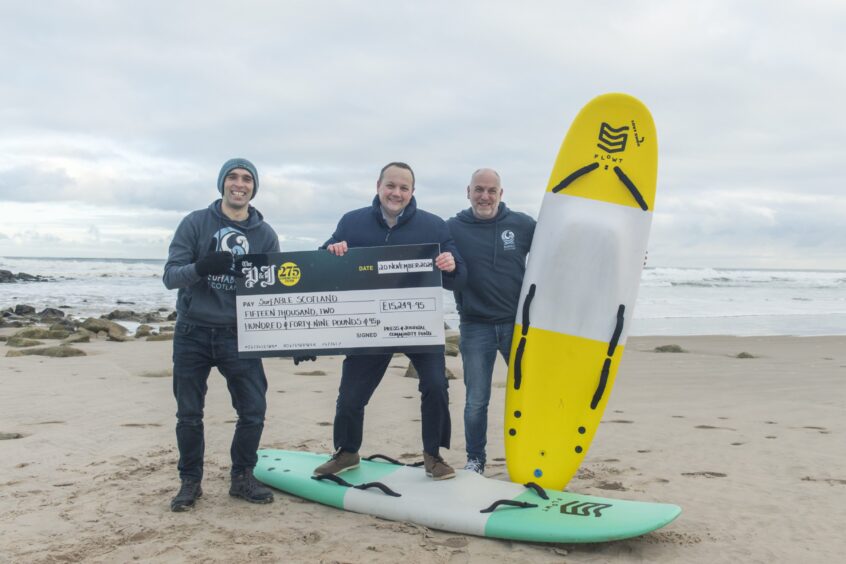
277, 262, 302, 286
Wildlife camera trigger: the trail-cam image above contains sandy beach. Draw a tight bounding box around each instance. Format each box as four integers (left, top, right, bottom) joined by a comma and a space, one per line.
1, 330, 844, 563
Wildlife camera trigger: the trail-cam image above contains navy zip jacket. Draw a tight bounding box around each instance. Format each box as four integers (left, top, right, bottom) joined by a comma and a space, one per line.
324, 195, 467, 292
447, 202, 535, 324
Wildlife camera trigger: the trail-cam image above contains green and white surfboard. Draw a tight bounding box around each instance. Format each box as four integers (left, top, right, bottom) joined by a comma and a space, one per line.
255, 449, 680, 543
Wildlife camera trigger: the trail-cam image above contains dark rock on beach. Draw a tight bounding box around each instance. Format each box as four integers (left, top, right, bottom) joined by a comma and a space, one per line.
62, 332, 91, 345
654, 344, 687, 353
102, 309, 164, 323
12, 328, 71, 340
0, 270, 52, 283
6, 345, 86, 358
50, 319, 78, 332
37, 307, 66, 321
14, 304, 36, 316
135, 324, 154, 338
6, 337, 44, 348
146, 333, 174, 341
81, 317, 129, 342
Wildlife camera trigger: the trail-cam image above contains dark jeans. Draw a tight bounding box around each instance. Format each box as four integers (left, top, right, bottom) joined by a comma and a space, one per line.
459, 321, 514, 464
333, 352, 450, 456
172, 322, 268, 481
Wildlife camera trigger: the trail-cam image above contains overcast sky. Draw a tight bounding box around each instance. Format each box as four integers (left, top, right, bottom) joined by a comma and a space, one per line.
1, 1, 843, 269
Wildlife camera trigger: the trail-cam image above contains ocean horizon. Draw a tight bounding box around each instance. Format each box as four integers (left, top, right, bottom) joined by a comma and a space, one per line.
2, 256, 845, 337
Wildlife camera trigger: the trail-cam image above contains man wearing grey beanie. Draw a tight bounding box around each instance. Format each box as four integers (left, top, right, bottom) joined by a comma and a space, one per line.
163, 157, 280, 511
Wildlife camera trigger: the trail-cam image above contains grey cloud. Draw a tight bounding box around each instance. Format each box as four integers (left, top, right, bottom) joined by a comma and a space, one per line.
0, 1, 844, 266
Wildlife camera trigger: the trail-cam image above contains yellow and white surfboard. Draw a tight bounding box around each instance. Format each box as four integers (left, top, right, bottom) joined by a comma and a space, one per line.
505, 93, 658, 490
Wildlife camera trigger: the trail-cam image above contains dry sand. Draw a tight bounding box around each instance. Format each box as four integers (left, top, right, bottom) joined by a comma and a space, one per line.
1, 331, 845, 563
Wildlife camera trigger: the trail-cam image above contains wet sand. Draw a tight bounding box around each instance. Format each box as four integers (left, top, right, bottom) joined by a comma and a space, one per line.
1, 332, 844, 562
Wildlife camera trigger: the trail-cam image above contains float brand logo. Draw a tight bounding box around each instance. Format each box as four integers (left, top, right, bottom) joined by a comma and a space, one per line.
277, 262, 302, 287
596, 122, 629, 154
560, 501, 613, 517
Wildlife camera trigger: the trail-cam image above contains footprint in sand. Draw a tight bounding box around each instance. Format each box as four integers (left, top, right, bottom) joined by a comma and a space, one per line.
801, 476, 846, 486
682, 471, 727, 478
730, 442, 744, 446
120, 423, 163, 428
765, 435, 778, 439
695, 424, 737, 431
606, 419, 634, 424
432, 536, 469, 549
402, 396, 414, 399
637, 449, 651, 453
316, 422, 332, 426
672, 415, 685, 419
1, 432, 26, 440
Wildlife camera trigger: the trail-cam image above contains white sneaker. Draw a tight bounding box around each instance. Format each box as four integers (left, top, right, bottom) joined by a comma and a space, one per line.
463, 459, 485, 475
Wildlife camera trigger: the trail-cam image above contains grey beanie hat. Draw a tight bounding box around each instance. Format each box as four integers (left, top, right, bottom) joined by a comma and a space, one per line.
217, 158, 259, 199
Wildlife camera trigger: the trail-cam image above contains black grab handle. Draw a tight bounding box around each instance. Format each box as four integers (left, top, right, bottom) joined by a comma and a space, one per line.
480, 499, 539, 514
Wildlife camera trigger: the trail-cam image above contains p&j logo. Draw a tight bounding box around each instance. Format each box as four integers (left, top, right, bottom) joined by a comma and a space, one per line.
596, 122, 629, 154
277, 262, 302, 287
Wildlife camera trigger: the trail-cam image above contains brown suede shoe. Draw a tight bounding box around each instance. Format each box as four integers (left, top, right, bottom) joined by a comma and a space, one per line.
423, 452, 455, 480
313, 449, 360, 476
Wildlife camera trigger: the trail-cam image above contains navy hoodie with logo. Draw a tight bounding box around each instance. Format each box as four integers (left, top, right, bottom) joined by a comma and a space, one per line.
163, 200, 280, 327
446, 202, 535, 324
324, 195, 467, 292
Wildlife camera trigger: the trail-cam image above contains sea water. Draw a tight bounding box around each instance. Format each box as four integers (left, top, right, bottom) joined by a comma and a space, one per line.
1, 257, 844, 337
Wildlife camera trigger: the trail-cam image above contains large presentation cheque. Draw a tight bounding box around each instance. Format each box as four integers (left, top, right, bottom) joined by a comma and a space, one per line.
235, 244, 445, 358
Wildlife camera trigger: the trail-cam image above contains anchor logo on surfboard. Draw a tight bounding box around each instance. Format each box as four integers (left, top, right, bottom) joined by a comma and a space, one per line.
596, 122, 630, 153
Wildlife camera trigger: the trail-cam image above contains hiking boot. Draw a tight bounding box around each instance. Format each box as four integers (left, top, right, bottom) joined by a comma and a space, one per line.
423, 452, 455, 480
313, 449, 360, 476
229, 471, 274, 504
170, 479, 202, 512
463, 458, 485, 475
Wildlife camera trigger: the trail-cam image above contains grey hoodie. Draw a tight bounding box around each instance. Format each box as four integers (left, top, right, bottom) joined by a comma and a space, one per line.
163, 200, 279, 327
446, 203, 535, 324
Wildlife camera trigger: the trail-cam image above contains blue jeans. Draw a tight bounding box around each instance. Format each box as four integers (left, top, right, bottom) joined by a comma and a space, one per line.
333, 352, 451, 456
172, 322, 268, 481
460, 321, 514, 464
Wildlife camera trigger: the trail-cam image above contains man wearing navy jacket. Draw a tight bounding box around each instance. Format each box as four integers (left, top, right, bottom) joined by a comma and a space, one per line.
447, 168, 535, 475
314, 162, 467, 480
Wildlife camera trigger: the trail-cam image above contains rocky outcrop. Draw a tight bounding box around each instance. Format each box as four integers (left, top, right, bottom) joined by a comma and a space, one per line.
102, 310, 164, 324
0, 270, 52, 283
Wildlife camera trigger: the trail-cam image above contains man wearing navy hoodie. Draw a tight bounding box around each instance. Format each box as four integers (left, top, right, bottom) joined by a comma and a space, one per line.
163, 158, 279, 511
447, 168, 535, 475
313, 162, 467, 481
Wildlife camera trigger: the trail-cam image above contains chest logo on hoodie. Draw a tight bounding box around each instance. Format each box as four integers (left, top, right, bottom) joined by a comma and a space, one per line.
215, 227, 249, 256
501, 230, 516, 251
